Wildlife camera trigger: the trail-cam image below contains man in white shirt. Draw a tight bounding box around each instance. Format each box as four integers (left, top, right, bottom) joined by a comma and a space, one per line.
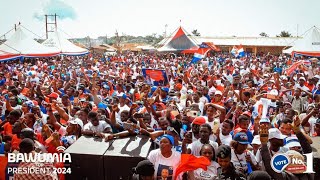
82, 111, 112, 137
294, 77, 310, 92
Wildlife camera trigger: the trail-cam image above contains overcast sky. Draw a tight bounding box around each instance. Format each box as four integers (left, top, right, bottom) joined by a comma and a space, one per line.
0, 0, 319, 39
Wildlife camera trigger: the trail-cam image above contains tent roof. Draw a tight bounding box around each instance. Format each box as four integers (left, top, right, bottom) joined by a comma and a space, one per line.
42, 31, 89, 56
0, 27, 60, 57
158, 26, 199, 52
0, 49, 21, 61
282, 26, 320, 56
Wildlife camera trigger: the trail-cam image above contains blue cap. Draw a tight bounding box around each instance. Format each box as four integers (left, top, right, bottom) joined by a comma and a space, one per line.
97, 102, 108, 109
86, 70, 93, 74
162, 134, 174, 145
160, 87, 169, 93
151, 86, 157, 93
103, 84, 110, 90
233, 132, 250, 144
0, 79, 5, 86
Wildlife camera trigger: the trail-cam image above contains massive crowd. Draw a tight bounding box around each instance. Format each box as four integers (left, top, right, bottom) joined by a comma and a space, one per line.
0, 52, 319, 180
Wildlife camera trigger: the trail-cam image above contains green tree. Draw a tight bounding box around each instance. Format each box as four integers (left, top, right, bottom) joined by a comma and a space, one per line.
191, 29, 201, 36
259, 32, 269, 37
277, 31, 291, 37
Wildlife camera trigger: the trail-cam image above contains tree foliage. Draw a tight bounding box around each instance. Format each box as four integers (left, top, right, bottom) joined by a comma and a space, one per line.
191, 29, 201, 36
259, 32, 269, 37
277, 31, 291, 37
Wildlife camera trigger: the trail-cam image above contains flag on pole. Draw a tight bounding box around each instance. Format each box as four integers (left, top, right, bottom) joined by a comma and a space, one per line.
231, 45, 245, 58
190, 47, 210, 64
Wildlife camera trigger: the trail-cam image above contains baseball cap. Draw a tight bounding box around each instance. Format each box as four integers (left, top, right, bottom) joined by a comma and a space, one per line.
241, 111, 252, 117
134, 160, 154, 176
160, 87, 169, 93
268, 128, 286, 140
192, 117, 206, 125
269, 89, 278, 96
217, 145, 231, 159
215, 90, 222, 96
233, 132, 250, 144
69, 118, 84, 129
117, 92, 127, 99
251, 135, 261, 145
260, 117, 270, 124
299, 77, 306, 81
314, 75, 320, 79
280, 75, 288, 80
48, 92, 59, 99
103, 84, 110, 90
285, 136, 301, 148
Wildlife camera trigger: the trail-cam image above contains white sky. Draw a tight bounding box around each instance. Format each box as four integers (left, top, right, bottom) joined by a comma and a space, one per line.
0, 0, 319, 39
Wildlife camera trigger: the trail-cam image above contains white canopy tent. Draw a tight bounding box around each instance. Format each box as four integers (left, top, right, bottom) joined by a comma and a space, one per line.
0, 27, 60, 58
283, 26, 320, 57
42, 31, 88, 56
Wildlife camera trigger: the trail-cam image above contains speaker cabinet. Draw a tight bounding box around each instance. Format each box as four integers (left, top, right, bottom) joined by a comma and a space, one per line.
65, 136, 113, 180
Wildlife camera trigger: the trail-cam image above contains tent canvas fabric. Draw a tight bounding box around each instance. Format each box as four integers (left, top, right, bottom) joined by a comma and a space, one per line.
158, 26, 199, 52
0, 50, 21, 62
42, 31, 89, 56
283, 26, 320, 57
0, 27, 60, 58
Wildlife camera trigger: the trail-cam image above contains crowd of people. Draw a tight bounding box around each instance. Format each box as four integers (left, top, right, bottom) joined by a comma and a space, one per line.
0, 52, 319, 180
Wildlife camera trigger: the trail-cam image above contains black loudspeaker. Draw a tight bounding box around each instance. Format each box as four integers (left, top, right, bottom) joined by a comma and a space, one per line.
104, 135, 152, 180
65, 136, 113, 180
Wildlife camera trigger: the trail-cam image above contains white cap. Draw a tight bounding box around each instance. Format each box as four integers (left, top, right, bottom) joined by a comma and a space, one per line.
117, 92, 125, 97
69, 118, 84, 129
299, 77, 306, 81
285, 136, 301, 148
268, 128, 286, 140
260, 117, 270, 124
280, 75, 288, 80
252, 135, 261, 145
270, 89, 279, 96
215, 90, 222, 96
314, 75, 320, 79
187, 89, 194, 94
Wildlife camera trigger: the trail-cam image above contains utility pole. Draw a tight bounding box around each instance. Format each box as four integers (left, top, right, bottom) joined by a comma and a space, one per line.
45, 14, 58, 39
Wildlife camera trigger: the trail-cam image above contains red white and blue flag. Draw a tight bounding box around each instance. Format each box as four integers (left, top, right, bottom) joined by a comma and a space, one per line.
231, 45, 245, 58
190, 43, 212, 64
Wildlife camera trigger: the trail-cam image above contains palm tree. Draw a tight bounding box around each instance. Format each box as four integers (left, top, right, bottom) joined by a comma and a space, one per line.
277, 31, 291, 37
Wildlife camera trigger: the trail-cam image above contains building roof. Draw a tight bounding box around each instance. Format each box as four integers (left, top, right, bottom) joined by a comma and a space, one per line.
194, 36, 299, 47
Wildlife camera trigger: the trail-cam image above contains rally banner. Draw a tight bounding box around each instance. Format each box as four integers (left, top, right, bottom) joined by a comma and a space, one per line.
141, 68, 169, 86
